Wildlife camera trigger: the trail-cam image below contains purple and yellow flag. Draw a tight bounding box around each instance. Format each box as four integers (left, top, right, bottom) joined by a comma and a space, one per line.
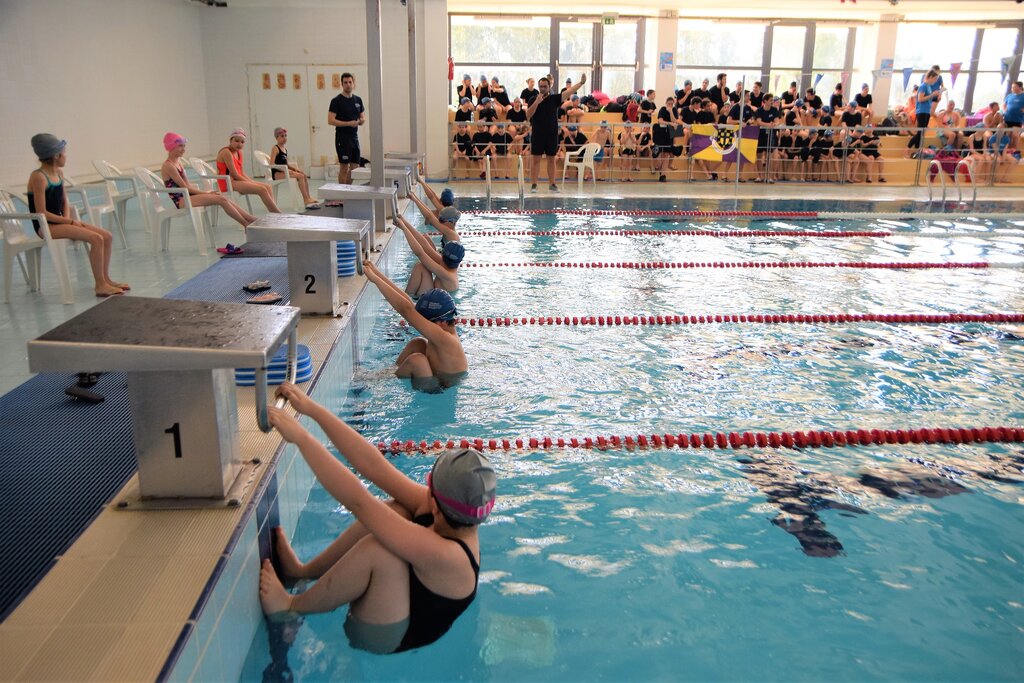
689, 124, 758, 164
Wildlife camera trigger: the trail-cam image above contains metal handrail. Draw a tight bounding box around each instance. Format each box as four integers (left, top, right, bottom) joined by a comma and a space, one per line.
926, 159, 947, 203
517, 155, 525, 203
256, 327, 298, 433
484, 155, 492, 201
955, 159, 977, 205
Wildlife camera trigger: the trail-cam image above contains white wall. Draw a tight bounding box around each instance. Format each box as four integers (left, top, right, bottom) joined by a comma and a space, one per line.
0, 0, 210, 186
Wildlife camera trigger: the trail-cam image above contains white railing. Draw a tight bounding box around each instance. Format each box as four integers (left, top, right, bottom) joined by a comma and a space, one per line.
928, 158, 977, 206
484, 155, 492, 202
955, 159, 977, 205
927, 159, 947, 203
516, 155, 525, 203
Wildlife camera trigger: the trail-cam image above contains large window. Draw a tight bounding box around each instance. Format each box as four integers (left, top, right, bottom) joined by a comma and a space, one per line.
676, 21, 765, 69
890, 24, 974, 112
975, 27, 1019, 111
449, 15, 550, 103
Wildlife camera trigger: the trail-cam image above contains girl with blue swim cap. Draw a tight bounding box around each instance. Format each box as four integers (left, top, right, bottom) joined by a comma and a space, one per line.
395, 212, 464, 298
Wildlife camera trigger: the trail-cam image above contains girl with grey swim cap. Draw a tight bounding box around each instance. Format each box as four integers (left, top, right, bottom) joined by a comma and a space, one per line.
262, 382, 496, 653
25, 134, 128, 297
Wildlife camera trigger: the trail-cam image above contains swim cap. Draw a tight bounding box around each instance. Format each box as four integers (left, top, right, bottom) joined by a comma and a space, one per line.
31, 133, 66, 160
230, 127, 247, 140
441, 241, 465, 268
460, 97, 470, 104
684, 79, 692, 86
463, 73, 470, 80
274, 127, 287, 137
415, 288, 457, 323
429, 448, 497, 525
163, 132, 187, 151
567, 125, 577, 131
439, 188, 455, 206
438, 206, 461, 224
481, 97, 491, 104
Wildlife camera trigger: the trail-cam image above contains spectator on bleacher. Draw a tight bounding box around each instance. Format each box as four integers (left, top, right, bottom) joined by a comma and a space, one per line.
561, 125, 592, 181
727, 90, 754, 125
591, 122, 612, 179
780, 81, 799, 112
989, 123, 1019, 183
749, 82, 765, 109
476, 98, 498, 124
507, 98, 527, 124
562, 95, 585, 124
906, 68, 943, 157
470, 121, 493, 179
618, 121, 638, 179
693, 78, 711, 102
637, 123, 654, 173
625, 94, 641, 123
839, 127, 865, 182
777, 123, 798, 181
457, 74, 475, 104
452, 124, 472, 166
729, 81, 745, 105
639, 90, 657, 123
476, 74, 490, 102
753, 94, 781, 182
928, 66, 945, 115
829, 83, 844, 112
854, 84, 873, 119
520, 78, 538, 105
839, 101, 863, 145
455, 97, 474, 122
489, 77, 511, 119
490, 123, 513, 179
904, 85, 919, 115
859, 123, 887, 183
675, 80, 696, 109
216, 128, 281, 213
1004, 81, 1024, 131
983, 101, 1003, 130
527, 73, 587, 192
964, 129, 993, 184
709, 73, 729, 114
26, 133, 127, 297
935, 101, 965, 149
511, 124, 530, 160
804, 88, 823, 111
653, 96, 678, 182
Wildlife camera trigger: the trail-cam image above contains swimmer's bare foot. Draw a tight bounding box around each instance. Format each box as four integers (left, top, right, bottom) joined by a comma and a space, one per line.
110, 281, 131, 291
95, 286, 124, 298
273, 526, 308, 579
260, 559, 294, 616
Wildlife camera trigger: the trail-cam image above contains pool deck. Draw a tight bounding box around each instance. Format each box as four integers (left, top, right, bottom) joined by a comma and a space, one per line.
0, 180, 1019, 681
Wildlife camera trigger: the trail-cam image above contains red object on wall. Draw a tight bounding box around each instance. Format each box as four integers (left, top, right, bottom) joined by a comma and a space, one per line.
448, 56, 454, 81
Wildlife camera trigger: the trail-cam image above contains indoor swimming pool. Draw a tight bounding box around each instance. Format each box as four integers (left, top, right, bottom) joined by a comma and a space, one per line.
238, 199, 1024, 682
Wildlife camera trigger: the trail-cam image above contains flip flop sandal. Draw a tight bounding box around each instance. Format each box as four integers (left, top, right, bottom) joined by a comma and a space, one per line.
217, 244, 244, 255
305, 202, 322, 210
243, 280, 272, 293
247, 292, 283, 305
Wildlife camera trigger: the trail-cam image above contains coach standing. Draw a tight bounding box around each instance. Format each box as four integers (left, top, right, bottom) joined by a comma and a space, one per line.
328, 72, 365, 185
527, 73, 587, 193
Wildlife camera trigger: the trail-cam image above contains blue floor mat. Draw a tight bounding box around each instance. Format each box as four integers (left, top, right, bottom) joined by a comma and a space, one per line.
164, 257, 291, 304
0, 371, 135, 620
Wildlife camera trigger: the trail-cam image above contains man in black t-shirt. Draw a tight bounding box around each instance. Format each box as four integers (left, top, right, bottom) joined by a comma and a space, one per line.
854, 84, 873, 118
780, 82, 799, 111
639, 90, 657, 123
829, 83, 844, 112
708, 73, 729, 115
804, 88, 823, 111
749, 82, 765, 109
653, 97, 677, 181
692, 78, 710, 103
527, 73, 587, 192
753, 94, 780, 181
327, 72, 365, 184
840, 102, 862, 130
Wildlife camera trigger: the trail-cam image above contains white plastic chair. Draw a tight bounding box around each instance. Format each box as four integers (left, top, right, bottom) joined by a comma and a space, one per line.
253, 150, 299, 211
133, 167, 214, 255
91, 160, 139, 244
64, 177, 126, 248
188, 157, 255, 219
562, 143, 601, 192
0, 188, 74, 304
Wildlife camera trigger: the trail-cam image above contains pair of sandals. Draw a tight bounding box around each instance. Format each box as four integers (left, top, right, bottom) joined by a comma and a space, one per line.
244, 279, 281, 304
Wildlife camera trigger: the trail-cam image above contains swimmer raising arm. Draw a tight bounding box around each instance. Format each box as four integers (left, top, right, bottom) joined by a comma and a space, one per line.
409, 193, 460, 244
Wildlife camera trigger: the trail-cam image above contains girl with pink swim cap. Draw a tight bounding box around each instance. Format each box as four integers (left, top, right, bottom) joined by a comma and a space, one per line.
215, 128, 281, 213
160, 132, 258, 229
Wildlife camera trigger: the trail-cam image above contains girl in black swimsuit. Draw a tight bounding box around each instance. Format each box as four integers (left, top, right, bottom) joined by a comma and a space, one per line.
261, 383, 497, 654
25, 133, 128, 298
269, 127, 319, 209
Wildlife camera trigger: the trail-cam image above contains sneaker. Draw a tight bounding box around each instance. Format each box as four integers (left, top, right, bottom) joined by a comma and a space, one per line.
658, 174, 667, 182
530, 183, 538, 193
549, 184, 559, 192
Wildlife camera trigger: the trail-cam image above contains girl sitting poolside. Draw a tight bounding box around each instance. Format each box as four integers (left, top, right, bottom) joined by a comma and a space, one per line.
25, 134, 128, 297
261, 382, 496, 654
160, 132, 257, 229
216, 128, 281, 213
269, 127, 319, 209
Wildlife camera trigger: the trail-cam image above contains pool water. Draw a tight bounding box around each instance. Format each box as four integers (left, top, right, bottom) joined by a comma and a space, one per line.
240, 205, 1024, 682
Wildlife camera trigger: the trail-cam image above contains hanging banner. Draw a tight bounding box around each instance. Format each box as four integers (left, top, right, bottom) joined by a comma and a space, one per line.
840, 70, 850, 91
879, 58, 894, 79
949, 63, 962, 89
813, 73, 823, 91
773, 74, 781, 93
902, 67, 914, 92
1000, 56, 1014, 82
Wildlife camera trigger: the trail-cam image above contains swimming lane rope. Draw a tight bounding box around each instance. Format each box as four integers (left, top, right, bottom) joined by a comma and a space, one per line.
375, 426, 1024, 455
440, 312, 1024, 327
462, 209, 819, 218
426, 229, 892, 238
459, 260, 1003, 270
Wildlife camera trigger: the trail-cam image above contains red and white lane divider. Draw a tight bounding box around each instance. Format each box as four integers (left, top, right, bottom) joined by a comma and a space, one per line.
376, 425, 1024, 455
460, 260, 998, 270
462, 209, 820, 218
437, 312, 1024, 328
426, 229, 891, 238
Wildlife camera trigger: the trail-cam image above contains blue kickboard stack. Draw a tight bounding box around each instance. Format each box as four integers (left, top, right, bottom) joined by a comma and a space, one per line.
235, 343, 314, 386
337, 240, 357, 277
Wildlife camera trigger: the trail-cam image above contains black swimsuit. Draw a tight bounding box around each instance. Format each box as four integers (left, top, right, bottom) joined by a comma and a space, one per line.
394, 514, 480, 652
272, 146, 289, 179
26, 171, 66, 234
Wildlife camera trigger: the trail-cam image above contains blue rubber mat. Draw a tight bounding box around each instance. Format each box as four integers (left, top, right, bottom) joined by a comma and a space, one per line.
164, 257, 291, 304
0, 371, 135, 620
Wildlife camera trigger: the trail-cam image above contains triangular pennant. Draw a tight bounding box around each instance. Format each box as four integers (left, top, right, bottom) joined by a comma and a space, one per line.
841, 71, 850, 90
902, 67, 914, 92
1000, 56, 1013, 82
813, 73, 823, 91
871, 69, 882, 89
949, 63, 962, 89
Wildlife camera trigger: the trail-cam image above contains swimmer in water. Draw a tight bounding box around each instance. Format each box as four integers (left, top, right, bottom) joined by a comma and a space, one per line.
261, 387, 496, 654
395, 214, 464, 298
409, 192, 461, 247
362, 260, 467, 392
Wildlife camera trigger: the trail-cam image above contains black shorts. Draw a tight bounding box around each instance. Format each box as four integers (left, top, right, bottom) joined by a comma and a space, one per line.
336, 137, 360, 164
620, 149, 636, 156
531, 135, 558, 157
1007, 121, 1022, 128
862, 149, 880, 158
